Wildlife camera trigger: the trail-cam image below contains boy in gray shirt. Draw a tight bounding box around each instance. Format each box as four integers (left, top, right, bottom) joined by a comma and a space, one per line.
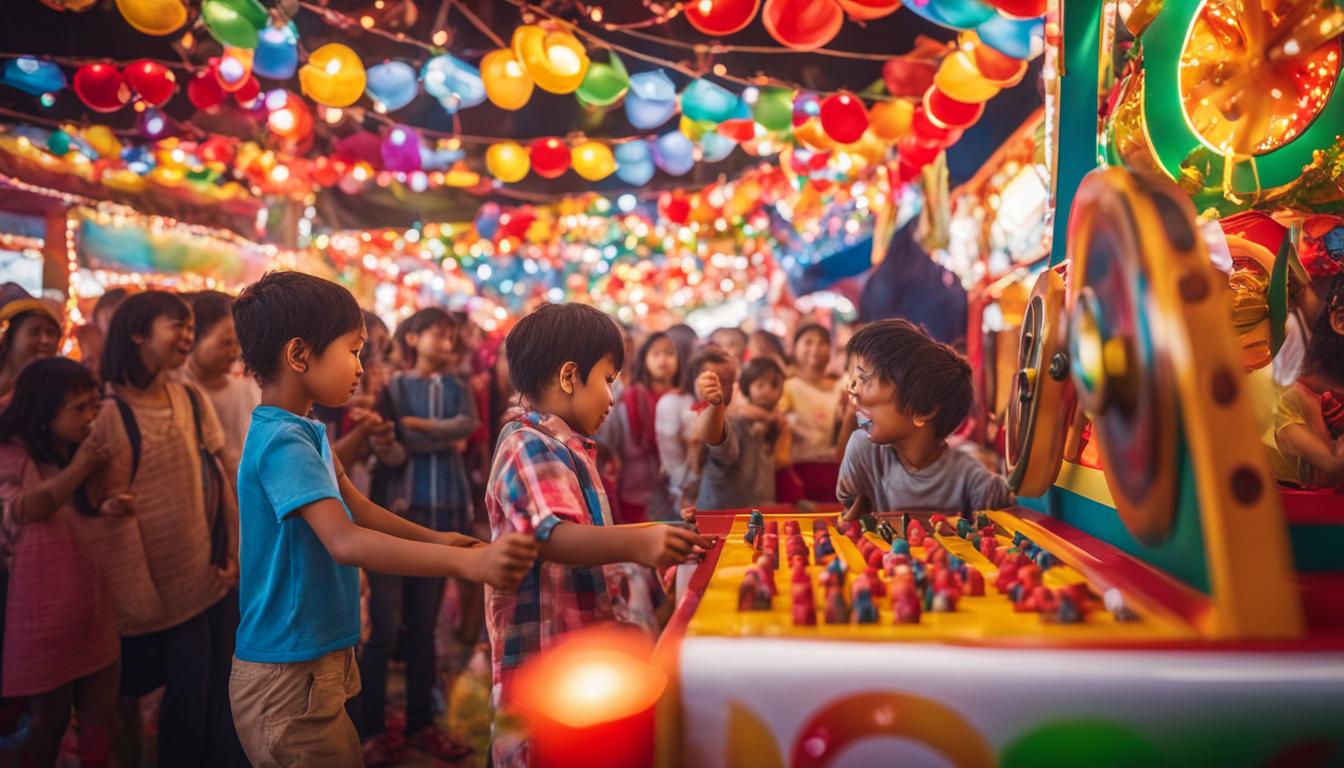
836, 319, 1012, 515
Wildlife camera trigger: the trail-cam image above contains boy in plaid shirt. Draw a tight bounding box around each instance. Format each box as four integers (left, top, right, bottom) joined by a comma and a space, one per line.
485, 303, 709, 768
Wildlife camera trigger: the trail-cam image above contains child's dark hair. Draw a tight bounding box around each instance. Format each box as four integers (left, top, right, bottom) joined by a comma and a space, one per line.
505, 303, 625, 401
361, 310, 388, 368
793, 323, 832, 349
187, 291, 234, 341
711, 326, 748, 346
631, 331, 681, 390
395, 307, 456, 367
739, 356, 785, 396
847, 319, 973, 439
682, 347, 734, 392
0, 357, 100, 467
749, 329, 788, 363
92, 287, 129, 322
232, 271, 364, 385
1307, 276, 1344, 382
101, 291, 193, 388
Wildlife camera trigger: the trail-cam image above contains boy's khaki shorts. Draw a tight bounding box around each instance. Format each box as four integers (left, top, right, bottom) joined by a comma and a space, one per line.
229, 648, 362, 768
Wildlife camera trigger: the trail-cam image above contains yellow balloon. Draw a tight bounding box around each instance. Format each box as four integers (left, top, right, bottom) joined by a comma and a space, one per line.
869, 99, 914, 141
486, 142, 530, 182
148, 165, 184, 186
299, 44, 366, 108
512, 24, 589, 95
481, 49, 535, 111
570, 141, 616, 181
844, 130, 888, 164
115, 0, 187, 35
678, 115, 715, 141
793, 117, 836, 151
933, 51, 1000, 104
83, 125, 123, 159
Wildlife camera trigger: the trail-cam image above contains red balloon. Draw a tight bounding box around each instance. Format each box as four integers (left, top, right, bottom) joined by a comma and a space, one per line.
819, 91, 868, 144
882, 57, 937, 98
188, 70, 225, 110
124, 60, 176, 107
198, 135, 235, 164
896, 157, 922, 183
911, 105, 957, 144
499, 207, 537, 238
685, 0, 760, 35
923, 87, 985, 129
973, 43, 1029, 84
529, 137, 570, 179
73, 63, 128, 113
834, 0, 900, 20
897, 137, 939, 166
661, 193, 691, 225
762, 0, 843, 51
232, 76, 261, 107
988, 0, 1046, 18
717, 118, 756, 143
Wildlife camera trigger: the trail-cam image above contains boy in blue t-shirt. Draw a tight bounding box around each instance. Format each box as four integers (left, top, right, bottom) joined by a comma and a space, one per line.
228, 272, 536, 767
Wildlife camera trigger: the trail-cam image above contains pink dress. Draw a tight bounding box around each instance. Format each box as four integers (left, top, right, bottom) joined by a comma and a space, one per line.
0, 440, 119, 696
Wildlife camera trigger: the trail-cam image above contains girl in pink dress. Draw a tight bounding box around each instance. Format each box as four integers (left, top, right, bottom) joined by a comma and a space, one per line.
0, 357, 122, 767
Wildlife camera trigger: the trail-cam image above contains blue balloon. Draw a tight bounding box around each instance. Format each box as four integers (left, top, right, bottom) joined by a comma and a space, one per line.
420, 145, 464, 171
475, 202, 501, 239
625, 70, 678, 129
904, 0, 995, 29
254, 23, 299, 80
1, 58, 66, 97
367, 61, 419, 112
977, 13, 1044, 60
680, 78, 742, 124
700, 131, 736, 162
615, 159, 655, 186
652, 131, 695, 176
421, 54, 486, 113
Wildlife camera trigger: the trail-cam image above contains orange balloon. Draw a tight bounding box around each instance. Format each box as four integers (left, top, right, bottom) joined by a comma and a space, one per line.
481, 48, 534, 110
762, 0, 843, 51
835, 0, 900, 20
792, 116, 836, 151
869, 99, 914, 141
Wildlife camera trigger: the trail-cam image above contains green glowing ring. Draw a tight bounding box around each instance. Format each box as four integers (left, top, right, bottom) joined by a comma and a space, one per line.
1140, 0, 1344, 194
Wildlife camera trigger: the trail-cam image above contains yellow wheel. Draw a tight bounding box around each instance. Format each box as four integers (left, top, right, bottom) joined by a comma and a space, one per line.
1006, 269, 1077, 497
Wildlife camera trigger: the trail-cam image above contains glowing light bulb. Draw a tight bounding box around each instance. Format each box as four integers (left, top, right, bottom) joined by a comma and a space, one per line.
325, 59, 343, 76
547, 45, 581, 76
271, 164, 290, 182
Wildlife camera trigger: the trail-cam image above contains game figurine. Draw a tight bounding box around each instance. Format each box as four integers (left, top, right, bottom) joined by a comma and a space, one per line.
755, 555, 777, 598
825, 557, 847, 589
876, 519, 895, 544
893, 586, 921, 624
762, 533, 779, 568
1057, 595, 1082, 624
823, 586, 849, 624
851, 580, 878, 624
966, 569, 985, 596
931, 591, 954, 613
738, 570, 764, 611
899, 512, 912, 539
1104, 588, 1139, 622
814, 532, 835, 563
863, 567, 887, 598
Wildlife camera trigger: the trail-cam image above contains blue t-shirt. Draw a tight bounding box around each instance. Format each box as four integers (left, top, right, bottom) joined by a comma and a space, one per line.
235, 406, 360, 663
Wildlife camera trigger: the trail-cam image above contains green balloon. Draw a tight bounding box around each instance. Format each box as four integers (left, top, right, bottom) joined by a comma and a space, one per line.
753, 87, 794, 132
203, 0, 269, 49
1002, 720, 1166, 768
46, 130, 73, 157
576, 52, 629, 109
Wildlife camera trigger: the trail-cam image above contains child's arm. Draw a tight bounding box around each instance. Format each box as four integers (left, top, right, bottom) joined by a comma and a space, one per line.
401, 385, 481, 446
299, 500, 534, 587
840, 493, 873, 522
6, 439, 111, 524
334, 455, 483, 548
539, 522, 710, 569
1278, 423, 1344, 487
689, 371, 729, 446
774, 418, 793, 469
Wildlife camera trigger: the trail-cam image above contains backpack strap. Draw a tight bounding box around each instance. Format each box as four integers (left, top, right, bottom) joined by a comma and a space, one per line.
184, 385, 205, 446
110, 395, 141, 481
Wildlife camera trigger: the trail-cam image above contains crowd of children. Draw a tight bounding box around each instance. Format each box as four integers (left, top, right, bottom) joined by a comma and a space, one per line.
0, 269, 1018, 768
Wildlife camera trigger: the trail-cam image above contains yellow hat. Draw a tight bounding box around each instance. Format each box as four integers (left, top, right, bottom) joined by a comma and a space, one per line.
0, 298, 62, 342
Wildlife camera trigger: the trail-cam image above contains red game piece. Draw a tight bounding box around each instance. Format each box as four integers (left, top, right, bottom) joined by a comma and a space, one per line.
1031, 586, 1056, 612
792, 597, 817, 626
966, 570, 985, 596
823, 587, 849, 624
863, 567, 887, 598
892, 587, 921, 624
866, 549, 884, 570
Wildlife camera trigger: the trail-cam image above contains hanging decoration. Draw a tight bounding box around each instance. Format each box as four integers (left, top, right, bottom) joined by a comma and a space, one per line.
652, 131, 696, 176
115, 0, 187, 35
486, 141, 530, 182
682, 78, 747, 123
202, 0, 269, 49
254, 23, 301, 81
73, 63, 129, 113
380, 124, 422, 172
753, 87, 796, 132
625, 69, 679, 129
576, 51, 629, 109
762, 0, 845, 51
481, 48, 534, 110
615, 140, 656, 185
571, 140, 617, 181
215, 48, 255, 92
188, 68, 226, 110
2, 58, 66, 99
529, 137, 571, 178
299, 43, 366, 108
512, 24, 589, 95
685, 0, 762, 35
265, 89, 313, 142
819, 91, 869, 144
124, 59, 176, 107
366, 61, 419, 112
421, 54, 486, 113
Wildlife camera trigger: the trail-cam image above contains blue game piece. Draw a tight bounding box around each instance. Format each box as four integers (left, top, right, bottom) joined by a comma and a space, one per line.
1057, 595, 1082, 623
1036, 551, 1055, 570
892, 539, 911, 557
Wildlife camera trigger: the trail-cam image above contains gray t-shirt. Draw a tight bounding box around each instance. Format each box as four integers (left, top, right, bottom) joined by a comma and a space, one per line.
836, 431, 1013, 512
695, 415, 778, 511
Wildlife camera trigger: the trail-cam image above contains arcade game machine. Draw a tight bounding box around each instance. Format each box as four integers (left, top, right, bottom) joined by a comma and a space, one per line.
651, 1, 1344, 766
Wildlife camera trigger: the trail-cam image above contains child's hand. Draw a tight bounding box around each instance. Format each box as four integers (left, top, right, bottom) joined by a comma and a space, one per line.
468, 533, 538, 590
680, 506, 698, 525
695, 371, 725, 407
438, 531, 488, 548
400, 416, 431, 433
638, 525, 712, 569
369, 419, 396, 449
100, 493, 134, 517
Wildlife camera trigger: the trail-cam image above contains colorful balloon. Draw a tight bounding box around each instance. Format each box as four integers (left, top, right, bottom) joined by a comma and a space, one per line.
1, 58, 66, 97
701, 131, 737, 162
976, 12, 1044, 60
967, 31, 1030, 81
924, 86, 985, 128
625, 70, 678, 129
883, 56, 938, 97
752, 87, 795, 132
681, 78, 745, 124
254, 23, 300, 80
475, 202, 501, 239
615, 140, 655, 185
215, 48, 254, 92
231, 75, 261, 107
512, 24, 589, 95
652, 131, 695, 176
380, 124, 421, 172
869, 98, 914, 140
115, 0, 187, 35
481, 49, 534, 111
299, 43, 366, 108
486, 141, 530, 182
139, 107, 171, 139
366, 61, 419, 111
933, 50, 1001, 103
571, 141, 616, 181
987, 0, 1046, 18
123, 59, 175, 107
188, 69, 225, 110
820, 91, 869, 144
73, 63, 129, 113
421, 54, 485, 113
762, 0, 844, 51
265, 89, 312, 140
575, 51, 628, 109
835, 0, 900, 20
83, 125, 123, 158
529, 137, 570, 178
202, 0, 268, 48
793, 116, 836, 151
685, 0, 760, 35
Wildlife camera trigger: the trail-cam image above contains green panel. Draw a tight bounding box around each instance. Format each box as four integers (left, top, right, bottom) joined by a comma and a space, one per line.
1048, 0, 1103, 267
1288, 524, 1344, 572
